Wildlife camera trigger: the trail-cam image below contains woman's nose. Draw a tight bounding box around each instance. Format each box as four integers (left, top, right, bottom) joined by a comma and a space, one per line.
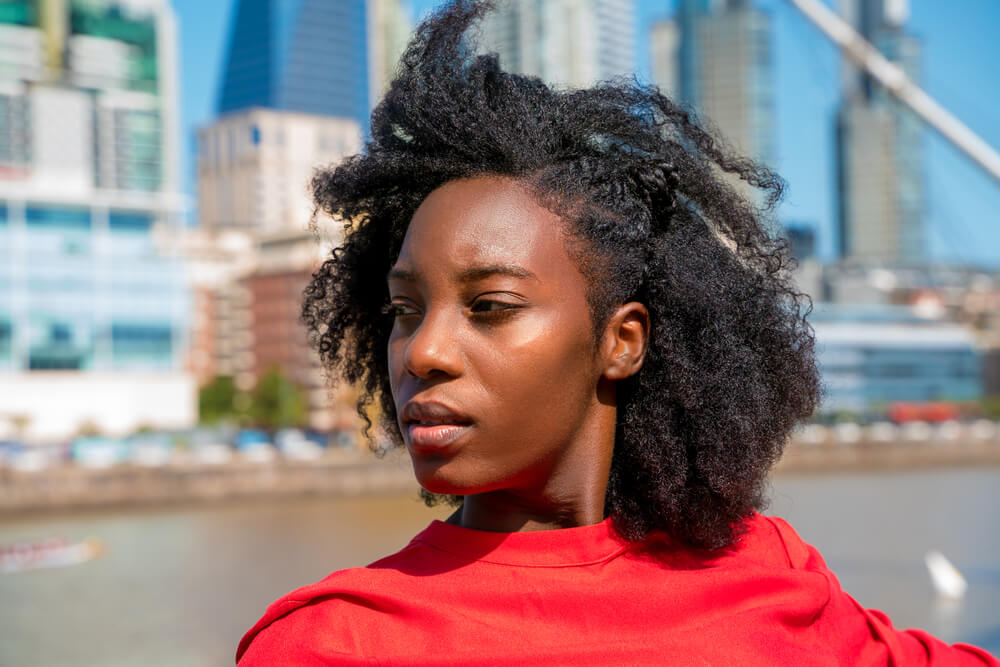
403, 310, 463, 380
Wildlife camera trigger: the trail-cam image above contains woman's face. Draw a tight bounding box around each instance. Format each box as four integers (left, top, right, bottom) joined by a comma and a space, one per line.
387, 177, 618, 501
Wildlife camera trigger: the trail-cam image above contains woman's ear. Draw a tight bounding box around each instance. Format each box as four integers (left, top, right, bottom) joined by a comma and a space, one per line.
601, 302, 650, 381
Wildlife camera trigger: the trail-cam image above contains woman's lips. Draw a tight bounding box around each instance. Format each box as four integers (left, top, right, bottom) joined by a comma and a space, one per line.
407, 423, 471, 450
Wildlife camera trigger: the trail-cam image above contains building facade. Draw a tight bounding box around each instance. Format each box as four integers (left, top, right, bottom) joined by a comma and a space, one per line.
479, 0, 636, 88
813, 305, 982, 418
197, 108, 362, 235
836, 0, 925, 263
367, 0, 412, 106
0, 0, 192, 440
245, 232, 332, 429
652, 0, 775, 171
217, 0, 370, 131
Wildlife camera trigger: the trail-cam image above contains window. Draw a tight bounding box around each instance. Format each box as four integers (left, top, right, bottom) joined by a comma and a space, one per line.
50, 323, 72, 344
251, 124, 261, 145
26, 206, 91, 230
28, 318, 86, 371
111, 323, 173, 362
29, 353, 83, 371
0, 320, 11, 358
109, 211, 153, 233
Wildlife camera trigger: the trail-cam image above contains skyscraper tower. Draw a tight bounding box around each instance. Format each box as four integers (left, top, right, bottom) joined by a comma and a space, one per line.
479, 0, 636, 88
368, 0, 412, 103
651, 0, 775, 177
217, 0, 369, 130
836, 0, 924, 263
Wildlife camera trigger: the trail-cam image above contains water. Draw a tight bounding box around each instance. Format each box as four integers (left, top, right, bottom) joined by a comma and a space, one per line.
1, 468, 997, 666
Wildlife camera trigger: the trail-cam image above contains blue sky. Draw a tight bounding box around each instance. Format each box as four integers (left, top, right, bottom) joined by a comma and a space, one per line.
174, 0, 1000, 267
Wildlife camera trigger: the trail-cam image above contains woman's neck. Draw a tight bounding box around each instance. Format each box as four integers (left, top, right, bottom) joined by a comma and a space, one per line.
448, 462, 610, 533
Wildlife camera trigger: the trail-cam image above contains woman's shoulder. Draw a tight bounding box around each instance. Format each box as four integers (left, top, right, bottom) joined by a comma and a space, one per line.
743, 513, 823, 568
684, 512, 829, 574
236, 532, 446, 665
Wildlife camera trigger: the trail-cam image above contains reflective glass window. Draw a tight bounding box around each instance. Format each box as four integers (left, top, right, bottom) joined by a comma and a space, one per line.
0, 320, 11, 359
109, 211, 153, 233
26, 206, 91, 229
111, 323, 173, 362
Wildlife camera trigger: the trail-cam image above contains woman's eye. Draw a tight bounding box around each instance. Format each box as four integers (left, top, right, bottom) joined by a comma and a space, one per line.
470, 299, 521, 315
382, 302, 419, 318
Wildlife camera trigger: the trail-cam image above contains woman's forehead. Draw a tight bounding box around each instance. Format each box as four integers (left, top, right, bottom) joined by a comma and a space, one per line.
392, 176, 574, 279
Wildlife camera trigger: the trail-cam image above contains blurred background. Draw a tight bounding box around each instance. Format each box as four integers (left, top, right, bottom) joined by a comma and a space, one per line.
0, 0, 998, 665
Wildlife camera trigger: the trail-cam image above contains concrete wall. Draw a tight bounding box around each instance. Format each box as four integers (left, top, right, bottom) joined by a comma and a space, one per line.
0, 372, 196, 441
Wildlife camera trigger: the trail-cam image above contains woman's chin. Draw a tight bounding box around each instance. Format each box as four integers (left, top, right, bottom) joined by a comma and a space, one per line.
411, 458, 487, 496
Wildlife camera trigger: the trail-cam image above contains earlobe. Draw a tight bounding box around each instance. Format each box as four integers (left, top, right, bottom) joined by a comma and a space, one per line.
603, 302, 650, 381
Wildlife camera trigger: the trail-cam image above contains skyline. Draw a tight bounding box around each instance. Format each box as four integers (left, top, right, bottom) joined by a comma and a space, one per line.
175, 0, 1000, 268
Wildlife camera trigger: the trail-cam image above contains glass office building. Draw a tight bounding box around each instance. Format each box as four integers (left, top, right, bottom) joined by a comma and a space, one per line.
217, 0, 369, 131
0, 0, 191, 439
813, 306, 982, 417
651, 0, 775, 202
836, 0, 925, 263
479, 0, 636, 89
1, 205, 186, 373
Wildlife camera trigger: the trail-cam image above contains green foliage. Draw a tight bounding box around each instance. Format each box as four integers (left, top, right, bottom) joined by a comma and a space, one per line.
983, 395, 1000, 420
247, 368, 308, 431
199, 370, 309, 430
198, 375, 240, 425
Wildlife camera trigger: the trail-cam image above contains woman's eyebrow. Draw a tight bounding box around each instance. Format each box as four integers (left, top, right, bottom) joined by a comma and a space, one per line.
387, 264, 539, 283
387, 267, 417, 282
457, 264, 538, 283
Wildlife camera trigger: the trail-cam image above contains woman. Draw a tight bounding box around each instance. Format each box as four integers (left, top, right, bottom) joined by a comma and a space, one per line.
236, 1, 997, 664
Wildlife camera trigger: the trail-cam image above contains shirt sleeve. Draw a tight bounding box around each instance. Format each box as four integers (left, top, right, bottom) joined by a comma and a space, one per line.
855, 603, 999, 667
236, 597, 379, 666
765, 515, 998, 667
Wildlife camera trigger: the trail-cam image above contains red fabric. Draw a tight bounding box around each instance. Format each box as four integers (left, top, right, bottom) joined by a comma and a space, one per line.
236, 514, 998, 666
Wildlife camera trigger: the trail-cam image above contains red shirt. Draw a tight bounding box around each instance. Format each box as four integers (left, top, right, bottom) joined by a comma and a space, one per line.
237, 514, 998, 665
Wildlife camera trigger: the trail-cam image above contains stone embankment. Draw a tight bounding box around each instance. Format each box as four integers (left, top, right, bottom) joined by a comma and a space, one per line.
0, 450, 417, 514
774, 438, 1000, 474
2, 438, 999, 514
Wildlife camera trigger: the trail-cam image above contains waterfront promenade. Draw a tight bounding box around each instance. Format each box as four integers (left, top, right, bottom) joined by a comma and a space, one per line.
2, 429, 1000, 514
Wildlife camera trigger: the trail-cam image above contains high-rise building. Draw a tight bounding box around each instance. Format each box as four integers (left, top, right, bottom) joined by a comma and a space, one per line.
216, 0, 370, 131
0, 0, 193, 440
651, 0, 775, 171
368, 0, 412, 105
479, 0, 636, 88
197, 108, 362, 235
836, 0, 924, 263
784, 222, 817, 262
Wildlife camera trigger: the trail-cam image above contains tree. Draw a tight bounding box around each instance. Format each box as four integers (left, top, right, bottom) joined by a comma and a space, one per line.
199, 375, 241, 425
983, 395, 1000, 420
247, 368, 307, 431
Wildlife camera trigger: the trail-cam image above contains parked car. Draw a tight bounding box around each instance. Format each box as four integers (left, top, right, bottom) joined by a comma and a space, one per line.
236, 429, 276, 463
275, 429, 323, 461
128, 432, 173, 467
71, 437, 130, 469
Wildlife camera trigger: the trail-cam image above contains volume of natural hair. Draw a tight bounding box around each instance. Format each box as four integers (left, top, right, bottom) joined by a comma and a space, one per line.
302, 0, 821, 550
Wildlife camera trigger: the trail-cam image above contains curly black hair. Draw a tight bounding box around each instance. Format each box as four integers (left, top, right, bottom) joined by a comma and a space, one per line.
302, 0, 820, 550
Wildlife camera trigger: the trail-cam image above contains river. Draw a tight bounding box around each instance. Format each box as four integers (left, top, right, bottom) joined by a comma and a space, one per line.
1, 467, 998, 666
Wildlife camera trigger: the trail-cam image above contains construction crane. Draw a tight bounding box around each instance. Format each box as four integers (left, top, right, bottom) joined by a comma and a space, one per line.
784, 0, 1000, 186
